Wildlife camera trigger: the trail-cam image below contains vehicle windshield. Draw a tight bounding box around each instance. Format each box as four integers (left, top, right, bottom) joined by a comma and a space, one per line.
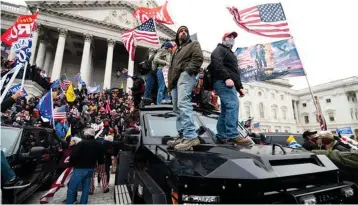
1, 128, 21, 156
198, 115, 219, 134
145, 113, 201, 137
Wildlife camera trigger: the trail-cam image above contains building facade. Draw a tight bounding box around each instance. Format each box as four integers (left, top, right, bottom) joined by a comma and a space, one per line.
240, 79, 298, 133
294, 77, 358, 135
1, 0, 176, 92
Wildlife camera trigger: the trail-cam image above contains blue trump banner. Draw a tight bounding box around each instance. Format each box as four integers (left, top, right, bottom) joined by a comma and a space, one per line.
235, 38, 305, 83
9, 83, 27, 97
336, 127, 353, 135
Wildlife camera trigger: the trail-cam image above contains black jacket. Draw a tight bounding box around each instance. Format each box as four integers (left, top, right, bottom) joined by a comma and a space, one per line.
1, 96, 16, 112
210, 44, 243, 91
69, 139, 105, 168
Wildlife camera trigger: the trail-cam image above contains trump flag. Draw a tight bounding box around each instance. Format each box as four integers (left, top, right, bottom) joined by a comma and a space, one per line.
235, 38, 305, 83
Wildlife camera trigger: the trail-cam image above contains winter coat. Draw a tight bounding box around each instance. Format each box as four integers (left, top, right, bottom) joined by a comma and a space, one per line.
1, 96, 16, 112
55, 123, 69, 138
167, 27, 203, 92
153, 48, 172, 69
209, 43, 243, 91
312, 149, 358, 170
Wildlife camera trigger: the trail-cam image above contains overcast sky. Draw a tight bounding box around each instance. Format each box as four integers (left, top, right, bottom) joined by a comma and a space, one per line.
6, 0, 358, 89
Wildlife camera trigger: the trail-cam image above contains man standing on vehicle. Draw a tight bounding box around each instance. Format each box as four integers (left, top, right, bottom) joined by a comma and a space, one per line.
153, 41, 173, 105
167, 26, 204, 151
67, 128, 105, 204
209, 32, 254, 145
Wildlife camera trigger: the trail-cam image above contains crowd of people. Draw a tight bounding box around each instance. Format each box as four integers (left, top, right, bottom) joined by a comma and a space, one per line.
1, 76, 139, 203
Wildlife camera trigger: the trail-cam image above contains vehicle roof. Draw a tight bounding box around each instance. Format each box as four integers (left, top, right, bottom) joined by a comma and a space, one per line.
260, 132, 303, 137
140, 104, 219, 116
1, 125, 54, 132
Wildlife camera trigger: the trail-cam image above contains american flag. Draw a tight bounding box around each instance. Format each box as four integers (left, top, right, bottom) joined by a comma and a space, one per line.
121, 29, 135, 61
121, 18, 159, 61
53, 109, 67, 120
60, 80, 70, 91
227, 3, 291, 38
314, 96, 327, 130
134, 18, 160, 45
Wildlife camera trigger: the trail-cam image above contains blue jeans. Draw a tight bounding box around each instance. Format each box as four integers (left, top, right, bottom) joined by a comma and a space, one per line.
67, 168, 94, 204
144, 72, 154, 99
171, 71, 197, 139
156, 68, 169, 105
214, 80, 240, 139
1, 150, 16, 182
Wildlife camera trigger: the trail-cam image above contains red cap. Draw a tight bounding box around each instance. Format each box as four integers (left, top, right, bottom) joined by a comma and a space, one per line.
222, 31, 238, 41
109, 128, 114, 134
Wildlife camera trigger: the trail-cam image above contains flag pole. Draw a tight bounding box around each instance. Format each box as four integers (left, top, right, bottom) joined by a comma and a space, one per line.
304, 72, 319, 112
0, 64, 22, 103
304, 71, 327, 129
21, 61, 29, 88
50, 88, 55, 129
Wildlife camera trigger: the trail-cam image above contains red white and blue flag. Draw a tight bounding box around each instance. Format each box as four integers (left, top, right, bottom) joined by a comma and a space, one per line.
314, 96, 327, 131
227, 3, 291, 38
121, 18, 159, 61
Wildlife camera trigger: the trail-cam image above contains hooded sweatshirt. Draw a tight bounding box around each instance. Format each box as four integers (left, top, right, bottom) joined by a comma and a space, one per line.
167, 26, 204, 92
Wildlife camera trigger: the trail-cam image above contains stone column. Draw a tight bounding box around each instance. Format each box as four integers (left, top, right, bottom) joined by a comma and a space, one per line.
29, 26, 40, 65
79, 34, 93, 85
126, 56, 134, 93
43, 47, 53, 74
88, 47, 93, 86
51, 29, 68, 81
294, 100, 300, 124
35, 38, 47, 68
103, 39, 116, 89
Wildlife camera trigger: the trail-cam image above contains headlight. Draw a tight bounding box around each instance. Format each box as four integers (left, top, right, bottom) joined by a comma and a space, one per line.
182, 194, 220, 203
341, 187, 354, 198
299, 195, 316, 205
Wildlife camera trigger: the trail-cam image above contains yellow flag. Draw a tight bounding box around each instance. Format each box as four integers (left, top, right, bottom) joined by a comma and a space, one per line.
66, 82, 76, 102
120, 81, 124, 89
65, 125, 71, 139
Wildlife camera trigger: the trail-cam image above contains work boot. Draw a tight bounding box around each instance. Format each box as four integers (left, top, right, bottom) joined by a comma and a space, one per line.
233, 137, 255, 146
167, 133, 184, 148
217, 136, 255, 146
174, 138, 200, 151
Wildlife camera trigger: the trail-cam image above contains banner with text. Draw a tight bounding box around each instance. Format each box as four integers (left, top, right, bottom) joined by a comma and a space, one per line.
133, 1, 174, 25
235, 38, 305, 83
9, 83, 28, 97
1, 11, 38, 64
336, 127, 353, 135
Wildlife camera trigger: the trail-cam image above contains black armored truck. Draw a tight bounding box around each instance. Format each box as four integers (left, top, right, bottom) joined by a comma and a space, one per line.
114, 105, 358, 204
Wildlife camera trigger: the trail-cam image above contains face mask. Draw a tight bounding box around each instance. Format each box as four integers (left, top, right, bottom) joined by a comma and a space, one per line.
223, 37, 235, 49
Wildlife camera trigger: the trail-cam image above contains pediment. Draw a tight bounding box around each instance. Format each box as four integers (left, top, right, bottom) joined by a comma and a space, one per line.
26, 1, 176, 40
67, 9, 137, 28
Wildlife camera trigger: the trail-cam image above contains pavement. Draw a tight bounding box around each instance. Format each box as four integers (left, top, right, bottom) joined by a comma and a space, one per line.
24, 174, 116, 204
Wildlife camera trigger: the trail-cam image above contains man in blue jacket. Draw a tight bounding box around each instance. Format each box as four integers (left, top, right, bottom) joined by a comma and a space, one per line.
55, 119, 69, 138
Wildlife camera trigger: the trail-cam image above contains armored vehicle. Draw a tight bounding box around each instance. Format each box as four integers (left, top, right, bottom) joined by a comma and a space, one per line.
114, 105, 357, 204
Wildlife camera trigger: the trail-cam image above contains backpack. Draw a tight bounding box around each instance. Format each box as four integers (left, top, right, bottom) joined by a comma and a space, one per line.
202, 64, 214, 91
139, 49, 159, 75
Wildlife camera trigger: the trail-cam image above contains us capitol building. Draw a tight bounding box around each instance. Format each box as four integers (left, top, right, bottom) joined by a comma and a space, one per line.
2, 1, 358, 136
